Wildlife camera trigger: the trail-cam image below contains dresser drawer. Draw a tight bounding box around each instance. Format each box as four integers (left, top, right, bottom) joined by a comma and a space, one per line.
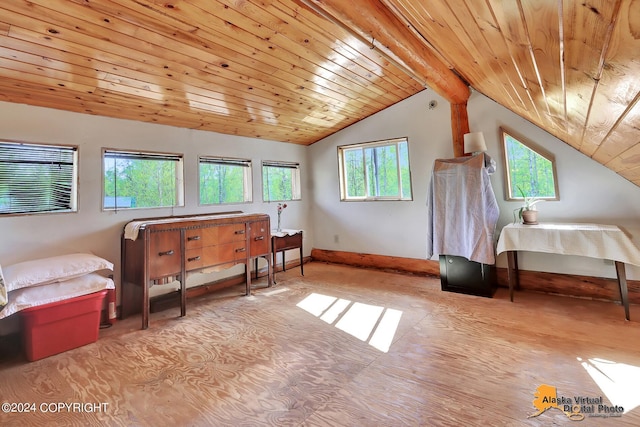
201, 242, 247, 265
250, 219, 270, 256
217, 224, 247, 243
148, 230, 182, 279
184, 227, 219, 249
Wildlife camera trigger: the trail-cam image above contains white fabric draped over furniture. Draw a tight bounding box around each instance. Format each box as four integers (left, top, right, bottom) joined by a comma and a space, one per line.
497, 222, 640, 320
426, 153, 499, 265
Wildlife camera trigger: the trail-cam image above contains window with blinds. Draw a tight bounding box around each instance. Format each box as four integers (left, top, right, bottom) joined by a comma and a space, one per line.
199, 156, 252, 205
103, 149, 184, 210
262, 160, 301, 202
0, 141, 78, 215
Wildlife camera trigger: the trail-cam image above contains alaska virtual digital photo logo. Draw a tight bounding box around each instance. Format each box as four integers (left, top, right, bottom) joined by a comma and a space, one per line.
529, 384, 624, 421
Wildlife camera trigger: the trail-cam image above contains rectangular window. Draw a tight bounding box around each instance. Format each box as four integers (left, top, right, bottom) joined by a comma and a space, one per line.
103, 149, 184, 210
199, 156, 252, 205
262, 161, 301, 202
338, 138, 412, 201
0, 141, 78, 215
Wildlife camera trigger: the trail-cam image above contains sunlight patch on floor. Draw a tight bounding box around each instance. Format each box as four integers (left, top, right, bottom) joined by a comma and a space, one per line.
579, 357, 640, 413
296, 292, 402, 352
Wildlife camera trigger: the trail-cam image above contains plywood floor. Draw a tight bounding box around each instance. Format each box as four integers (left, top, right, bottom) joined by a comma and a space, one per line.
1, 261, 639, 426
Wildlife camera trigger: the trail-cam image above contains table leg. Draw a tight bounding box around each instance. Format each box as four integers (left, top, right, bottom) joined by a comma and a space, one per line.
300, 244, 304, 276
614, 261, 630, 321
282, 250, 286, 272
506, 251, 520, 302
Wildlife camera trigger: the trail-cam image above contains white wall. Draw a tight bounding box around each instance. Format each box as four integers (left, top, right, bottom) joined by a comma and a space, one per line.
0, 101, 312, 296
2, 85, 640, 295
309, 90, 640, 280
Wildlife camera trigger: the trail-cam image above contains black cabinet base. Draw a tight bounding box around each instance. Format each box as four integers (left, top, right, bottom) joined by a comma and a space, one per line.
439, 255, 496, 298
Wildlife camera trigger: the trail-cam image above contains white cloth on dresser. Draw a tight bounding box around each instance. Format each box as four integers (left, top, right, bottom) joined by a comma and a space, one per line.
426, 153, 499, 265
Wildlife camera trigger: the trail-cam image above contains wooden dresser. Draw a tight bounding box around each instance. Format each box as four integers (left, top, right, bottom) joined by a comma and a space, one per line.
121, 212, 271, 329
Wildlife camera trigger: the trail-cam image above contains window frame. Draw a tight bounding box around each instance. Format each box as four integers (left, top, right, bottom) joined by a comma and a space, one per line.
0, 140, 78, 216
198, 155, 253, 205
337, 137, 413, 202
500, 127, 559, 201
102, 148, 185, 211
262, 160, 301, 202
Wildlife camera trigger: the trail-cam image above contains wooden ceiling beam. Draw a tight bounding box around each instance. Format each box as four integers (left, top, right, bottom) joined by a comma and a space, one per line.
300, 0, 470, 105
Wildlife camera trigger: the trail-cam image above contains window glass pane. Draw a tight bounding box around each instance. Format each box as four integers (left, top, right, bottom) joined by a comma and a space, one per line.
0, 142, 77, 215
199, 157, 251, 204
338, 138, 412, 201
103, 150, 183, 209
262, 161, 300, 202
399, 141, 412, 199
501, 128, 558, 200
365, 145, 399, 197
344, 148, 365, 198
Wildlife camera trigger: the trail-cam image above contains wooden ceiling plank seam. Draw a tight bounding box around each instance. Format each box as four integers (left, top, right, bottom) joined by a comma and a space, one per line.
269, 0, 422, 95
269, 0, 422, 98
519, 0, 566, 132
301, 0, 470, 104
22, 0, 382, 115
119, 1, 422, 98
562, 0, 616, 149
0, 62, 328, 143
187, 0, 397, 106
0, 21, 10, 36
195, 0, 401, 106
0, 66, 328, 135
578, 0, 622, 154
2, 2, 378, 123
392, 0, 528, 118
593, 90, 640, 166
126, 0, 400, 108
582, 1, 640, 162
297, 0, 436, 93
400, 1, 489, 84
558, 0, 567, 125
379, 0, 455, 70
281, 0, 425, 93
457, 0, 530, 114
484, 0, 547, 126
0, 34, 339, 123
414, 0, 527, 113
0, 12, 372, 125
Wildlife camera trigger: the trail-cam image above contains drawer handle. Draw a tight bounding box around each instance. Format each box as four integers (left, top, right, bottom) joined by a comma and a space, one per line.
254, 236, 264, 241
187, 235, 201, 241
159, 250, 174, 256
187, 256, 201, 262
235, 230, 245, 235
235, 247, 246, 253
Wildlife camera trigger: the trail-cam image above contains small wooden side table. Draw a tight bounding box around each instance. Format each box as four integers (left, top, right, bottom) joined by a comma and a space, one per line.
271, 230, 303, 283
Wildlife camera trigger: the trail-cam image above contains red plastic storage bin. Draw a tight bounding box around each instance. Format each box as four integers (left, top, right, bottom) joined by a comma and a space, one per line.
20, 290, 107, 361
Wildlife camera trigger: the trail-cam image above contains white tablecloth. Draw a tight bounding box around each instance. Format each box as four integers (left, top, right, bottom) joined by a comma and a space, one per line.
496, 223, 640, 266
271, 229, 302, 238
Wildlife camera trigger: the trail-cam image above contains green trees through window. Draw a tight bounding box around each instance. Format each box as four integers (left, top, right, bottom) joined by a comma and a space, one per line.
500, 128, 558, 200
199, 157, 252, 204
339, 138, 412, 201
262, 161, 301, 202
103, 150, 184, 209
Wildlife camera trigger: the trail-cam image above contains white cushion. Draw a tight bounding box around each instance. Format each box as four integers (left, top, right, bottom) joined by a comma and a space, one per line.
0, 273, 115, 319
3, 253, 113, 292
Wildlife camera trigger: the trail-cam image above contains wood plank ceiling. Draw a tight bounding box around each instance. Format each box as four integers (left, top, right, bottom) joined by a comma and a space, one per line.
0, 0, 639, 186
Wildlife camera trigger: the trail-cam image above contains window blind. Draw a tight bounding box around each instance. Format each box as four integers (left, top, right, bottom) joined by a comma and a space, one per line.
0, 142, 77, 214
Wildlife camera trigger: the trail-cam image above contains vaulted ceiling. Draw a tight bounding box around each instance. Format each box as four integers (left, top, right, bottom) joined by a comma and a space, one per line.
0, 0, 639, 185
